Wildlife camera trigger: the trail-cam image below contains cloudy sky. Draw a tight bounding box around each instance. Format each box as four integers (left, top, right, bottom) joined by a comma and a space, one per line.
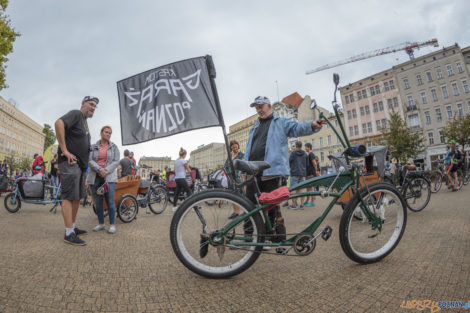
2, 0, 470, 162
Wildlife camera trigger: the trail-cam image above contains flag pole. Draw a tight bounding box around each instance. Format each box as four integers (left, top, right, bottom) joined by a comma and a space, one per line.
205, 55, 236, 185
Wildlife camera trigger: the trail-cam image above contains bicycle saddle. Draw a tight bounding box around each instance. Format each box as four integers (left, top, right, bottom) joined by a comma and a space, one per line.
233, 159, 271, 175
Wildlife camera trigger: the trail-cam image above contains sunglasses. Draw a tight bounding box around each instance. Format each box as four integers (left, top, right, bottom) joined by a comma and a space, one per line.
83, 96, 99, 104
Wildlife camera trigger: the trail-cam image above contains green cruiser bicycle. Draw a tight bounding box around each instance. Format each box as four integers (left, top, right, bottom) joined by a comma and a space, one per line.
170, 74, 407, 278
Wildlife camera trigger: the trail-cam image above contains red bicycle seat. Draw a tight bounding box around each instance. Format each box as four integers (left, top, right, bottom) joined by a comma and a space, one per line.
259, 186, 290, 205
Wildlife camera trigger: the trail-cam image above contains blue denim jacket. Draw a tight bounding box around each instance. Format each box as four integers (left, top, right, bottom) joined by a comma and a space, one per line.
243, 113, 318, 176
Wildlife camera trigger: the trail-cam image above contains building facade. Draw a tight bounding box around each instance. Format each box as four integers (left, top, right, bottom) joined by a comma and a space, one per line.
0, 97, 45, 162
137, 156, 174, 179
393, 44, 470, 165
227, 114, 258, 153
189, 142, 227, 175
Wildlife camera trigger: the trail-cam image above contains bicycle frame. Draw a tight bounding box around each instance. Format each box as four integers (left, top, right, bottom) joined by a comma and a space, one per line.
10, 180, 62, 206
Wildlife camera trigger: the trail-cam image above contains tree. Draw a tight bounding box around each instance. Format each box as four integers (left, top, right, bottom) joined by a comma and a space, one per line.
43, 123, 56, 152
441, 114, 470, 152
381, 111, 425, 164
0, 0, 20, 91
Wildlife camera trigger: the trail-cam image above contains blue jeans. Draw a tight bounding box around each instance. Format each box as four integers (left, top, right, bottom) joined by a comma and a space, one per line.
91, 180, 116, 225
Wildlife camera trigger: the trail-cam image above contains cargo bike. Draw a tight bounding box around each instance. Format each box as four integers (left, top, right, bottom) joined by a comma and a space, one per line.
170, 74, 408, 278
91, 172, 168, 223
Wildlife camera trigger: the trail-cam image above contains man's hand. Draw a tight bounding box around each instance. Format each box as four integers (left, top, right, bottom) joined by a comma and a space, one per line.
62, 150, 77, 164
312, 118, 327, 130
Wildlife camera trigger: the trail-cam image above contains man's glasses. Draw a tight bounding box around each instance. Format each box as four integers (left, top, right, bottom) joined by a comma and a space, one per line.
83, 96, 99, 105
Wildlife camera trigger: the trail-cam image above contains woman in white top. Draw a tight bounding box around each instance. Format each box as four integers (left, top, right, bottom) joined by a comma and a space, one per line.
173, 148, 192, 210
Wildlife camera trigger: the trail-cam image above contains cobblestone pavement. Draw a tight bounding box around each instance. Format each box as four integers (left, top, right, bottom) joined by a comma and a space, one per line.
0, 187, 469, 313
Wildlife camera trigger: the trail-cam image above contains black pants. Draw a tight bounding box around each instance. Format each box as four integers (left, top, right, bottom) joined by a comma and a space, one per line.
174, 178, 192, 206
245, 176, 283, 229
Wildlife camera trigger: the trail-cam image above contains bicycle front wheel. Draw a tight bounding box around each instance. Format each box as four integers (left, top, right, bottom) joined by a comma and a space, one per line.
339, 183, 407, 264
117, 195, 138, 223
170, 189, 265, 279
429, 171, 442, 193
404, 177, 431, 212
148, 186, 168, 214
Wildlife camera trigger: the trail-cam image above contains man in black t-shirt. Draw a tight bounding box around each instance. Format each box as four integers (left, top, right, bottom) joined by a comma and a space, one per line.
55, 96, 98, 246
118, 149, 135, 178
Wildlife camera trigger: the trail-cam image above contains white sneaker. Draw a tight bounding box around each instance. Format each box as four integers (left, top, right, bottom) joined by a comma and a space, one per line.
93, 225, 106, 232
108, 225, 116, 234
172, 207, 178, 212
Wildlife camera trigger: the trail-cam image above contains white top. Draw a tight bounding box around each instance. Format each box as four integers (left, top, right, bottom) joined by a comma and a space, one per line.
174, 158, 188, 179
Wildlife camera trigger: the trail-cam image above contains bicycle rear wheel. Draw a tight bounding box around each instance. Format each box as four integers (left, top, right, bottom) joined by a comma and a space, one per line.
170, 189, 264, 279
429, 171, 442, 193
117, 195, 138, 223
148, 186, 168, 214
339, 183, 407, 264
404, 177, 431, 212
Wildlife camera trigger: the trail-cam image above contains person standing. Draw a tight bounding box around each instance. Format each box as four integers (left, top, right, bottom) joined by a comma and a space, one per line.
50, 154, 59, 187
86, 126, 120, 234
304, 142, 317, 207
224, 140, 245, 219
55, 95, 98, 245
129, 151, 137, 176
162, 165, 168, 182
118, 149, 135, 178
288, 141, 308, 210
173, 148, 192, 211
243, 96, 325, 230
32, 153, 45, 176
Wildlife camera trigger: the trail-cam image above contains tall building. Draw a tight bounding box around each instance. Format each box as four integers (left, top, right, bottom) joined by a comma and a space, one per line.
393, 44, 470, 164
189, 142, 227, 175
340, 69, 404, 147
0, 97, 45, 162
227, 114, 258, 153
137, 156, 174, 179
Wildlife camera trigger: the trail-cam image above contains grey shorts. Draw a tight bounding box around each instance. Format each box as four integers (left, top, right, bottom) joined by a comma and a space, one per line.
58, 162, 87, 201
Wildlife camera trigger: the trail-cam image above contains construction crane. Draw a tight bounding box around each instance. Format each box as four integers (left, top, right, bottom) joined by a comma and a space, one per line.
306, 38, 439, 75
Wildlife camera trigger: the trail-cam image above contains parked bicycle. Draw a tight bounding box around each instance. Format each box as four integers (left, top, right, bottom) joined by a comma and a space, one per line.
170, 74, 407, 278
428, 158, 463, 193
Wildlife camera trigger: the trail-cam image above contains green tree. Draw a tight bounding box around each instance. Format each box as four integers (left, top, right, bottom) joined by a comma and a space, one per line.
0, 0, 20, 91
42, 123, 56, 152
441, 114, 470, 151
381, 111, 425, 163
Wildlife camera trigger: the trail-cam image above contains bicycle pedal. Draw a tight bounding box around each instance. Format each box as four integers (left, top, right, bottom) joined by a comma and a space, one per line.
275, 247, 288, 254
321, 226, 333, 241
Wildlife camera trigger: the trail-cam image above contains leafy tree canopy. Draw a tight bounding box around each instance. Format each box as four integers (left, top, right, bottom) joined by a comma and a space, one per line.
0, 0, 20, 91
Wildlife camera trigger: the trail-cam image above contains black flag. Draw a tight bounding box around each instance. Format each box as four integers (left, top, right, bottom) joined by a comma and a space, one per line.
117, 56, 221, 145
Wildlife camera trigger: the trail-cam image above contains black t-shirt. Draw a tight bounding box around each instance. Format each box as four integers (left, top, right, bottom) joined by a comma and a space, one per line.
119, 158, 134, 177
57, 110, 91, 169
249, 114, 274, 161
306, 152, 316, 176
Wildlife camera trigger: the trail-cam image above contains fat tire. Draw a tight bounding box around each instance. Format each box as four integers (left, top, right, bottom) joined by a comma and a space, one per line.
170, 189, 265, 279
339, 182, 407, 264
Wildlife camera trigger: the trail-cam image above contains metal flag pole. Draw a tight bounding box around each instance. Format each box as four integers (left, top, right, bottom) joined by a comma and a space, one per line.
205, 55, 236, 184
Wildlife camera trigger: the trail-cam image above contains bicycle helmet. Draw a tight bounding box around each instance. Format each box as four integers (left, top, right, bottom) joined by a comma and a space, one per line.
449, 139, 456, 145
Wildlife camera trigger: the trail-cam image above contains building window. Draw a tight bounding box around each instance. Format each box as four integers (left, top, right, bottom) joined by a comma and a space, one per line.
431, 89, 438, 101
420, 91, 427, 104
376, 120, 381, 130
378, 101, 384, 111
463, 80, 470, 93
381, 119, 387, 129
446, 105, 453, 119
362, 123, 367, 134
387, 98, 393, 109
370, 86, 375, 96
441, 85, 449, 99
409, 114, 420, 127
384, 81, 390, 91
365, 105, 370, 115
426, 71, 433, 82
347, 110, 351, 120
457, 103, 464, 116
404, 79, 410, 89
349, 127, 354, 136
436, 68, 443, 79
349, 94, 354, 102
327, 135, 331, 145
407, 96, 415, 109
439, 130, 445, 143
373, 103, 378, 112
456, 62, 464, 73
352, 109, 357, 118
452, 82, 459, 96
360, 106, 364, 116
362, 89, 367, 98
425, 111, 431, 124
375, 85, 380, 94
345, 95, 349, 104
321, 152, 324, 162
320, 137, 324, 146
428, 132, 434, 145
446, 64, 454, 76
367, 122, 372, 133
393, 97, 399, 107
357, 91, 362, 100
311, 139, 315, 147
389, 80, 395, 89
435, 108, 442, 121
417, 74, 423, 85
354, 125, 359, 135
468, 100, 470, 112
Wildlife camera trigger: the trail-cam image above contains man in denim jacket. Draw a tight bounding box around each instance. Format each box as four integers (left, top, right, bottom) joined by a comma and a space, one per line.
243, 96, 324, 234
